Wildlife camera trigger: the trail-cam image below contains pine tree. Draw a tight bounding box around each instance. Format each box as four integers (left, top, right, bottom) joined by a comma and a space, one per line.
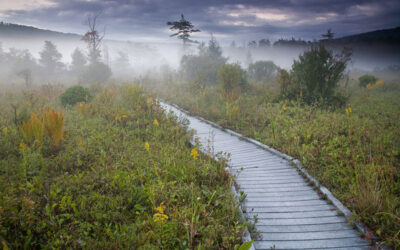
167, 14, 200, 46
39, 41, 63, 73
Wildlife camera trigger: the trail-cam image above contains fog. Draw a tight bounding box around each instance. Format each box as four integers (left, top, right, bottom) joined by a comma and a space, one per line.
0, 32, 399, 90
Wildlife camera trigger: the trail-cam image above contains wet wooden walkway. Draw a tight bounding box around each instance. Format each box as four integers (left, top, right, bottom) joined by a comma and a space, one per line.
161, 102, 371, 250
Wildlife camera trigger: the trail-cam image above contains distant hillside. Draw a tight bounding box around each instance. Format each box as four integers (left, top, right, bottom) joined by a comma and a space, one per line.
0, 22, 81, 40
329, 26, 400, 44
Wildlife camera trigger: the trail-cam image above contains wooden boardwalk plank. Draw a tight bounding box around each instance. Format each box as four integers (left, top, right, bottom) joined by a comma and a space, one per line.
259, 230, 360, 240
253, 238, 369, 249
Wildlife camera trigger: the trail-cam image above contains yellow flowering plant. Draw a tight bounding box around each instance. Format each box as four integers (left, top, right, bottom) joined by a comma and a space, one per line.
153, 203, 168, 223
191, 148, 199, 160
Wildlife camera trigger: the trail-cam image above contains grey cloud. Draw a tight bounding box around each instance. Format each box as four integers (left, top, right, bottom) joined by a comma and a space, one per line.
2, 0, 400, 43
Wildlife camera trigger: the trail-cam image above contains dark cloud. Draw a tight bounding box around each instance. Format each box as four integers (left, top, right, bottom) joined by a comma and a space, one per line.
2, 0, 400, 43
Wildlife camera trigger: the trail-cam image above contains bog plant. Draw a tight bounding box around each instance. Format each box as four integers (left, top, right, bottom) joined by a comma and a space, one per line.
18, 109, 66, 147
60, 85, 92, 106
19, 113, 44, 145
42, 108, 67, 147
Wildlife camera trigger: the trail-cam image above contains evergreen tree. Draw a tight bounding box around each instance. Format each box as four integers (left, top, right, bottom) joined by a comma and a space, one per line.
70, 48, 87, 72
167, 14, 200, 46
39, 41, 63, 73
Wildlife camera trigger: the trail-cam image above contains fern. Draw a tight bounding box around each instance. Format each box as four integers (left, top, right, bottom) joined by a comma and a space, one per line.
42, 109, 67, 147
19, 113, 44, 145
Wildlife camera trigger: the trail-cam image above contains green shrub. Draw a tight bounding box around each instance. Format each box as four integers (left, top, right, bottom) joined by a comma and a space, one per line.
358, 74, 377, 88
218, 64, 247, 101
281, 45, 351, 106
248, 60, 279, 82
60, 85, 92, 106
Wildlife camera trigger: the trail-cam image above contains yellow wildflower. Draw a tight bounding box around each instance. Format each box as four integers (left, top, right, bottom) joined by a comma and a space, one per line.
376, 80, 383, 87
115, 115, 121, 121
153, 203, 168, 222
282, 103, 287, 111
2, 127, 8, 135
79, 102, 83, 108
122, 114, 128, 119
153, 213, 168, 222
145, 141, 150, 151
19, 141, 27, 153
156, 203, 166, 214
153, 119, 159, 127
191, 148, 199, 160
345, 107, 352, 115
146, 98, 151, 104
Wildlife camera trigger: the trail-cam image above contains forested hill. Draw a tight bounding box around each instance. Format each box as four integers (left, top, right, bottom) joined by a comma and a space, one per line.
0, 22, 81, 39
332, 26, 400, 45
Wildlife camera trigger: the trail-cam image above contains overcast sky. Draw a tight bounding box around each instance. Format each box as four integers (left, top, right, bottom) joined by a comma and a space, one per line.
1, 0, 400, 44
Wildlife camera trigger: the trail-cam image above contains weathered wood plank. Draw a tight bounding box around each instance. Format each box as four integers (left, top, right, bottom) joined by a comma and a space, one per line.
255, 222, 354, 233
253, 238, 369, 249
247, 210, 339, 219
244, 193, 321, 202
246, 204, 337, 213
259, 229, 360, 240
252, 216, 348, 226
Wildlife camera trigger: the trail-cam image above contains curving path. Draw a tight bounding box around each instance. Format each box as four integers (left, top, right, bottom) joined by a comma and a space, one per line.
161, 102, 371, 250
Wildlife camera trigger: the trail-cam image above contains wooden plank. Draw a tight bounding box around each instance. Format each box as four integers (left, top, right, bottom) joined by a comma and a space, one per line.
246, 204, 337, 213
252, 216, 348, 226
234, 173, 301, 179
231, 166, 294, 172
245, 199, 328, 208
244, 190, 321, 198
247, 210, 339, 219
255, 223, 354, 233
244, 193, 321, 202
240, 186, 314, 193
236, 179, 306, 185
259, 229, 360, 241
253, 238, 368, 249
239, 182, 310, 188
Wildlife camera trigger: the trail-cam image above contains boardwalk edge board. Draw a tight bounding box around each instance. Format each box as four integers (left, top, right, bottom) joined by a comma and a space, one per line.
160, 100, 389, 250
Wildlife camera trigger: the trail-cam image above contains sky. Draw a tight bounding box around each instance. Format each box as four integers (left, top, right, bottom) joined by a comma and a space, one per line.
1, 0, 400, 44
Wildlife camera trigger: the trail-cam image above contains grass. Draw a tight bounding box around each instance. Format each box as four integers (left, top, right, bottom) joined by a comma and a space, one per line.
0, 84, 246, 249
151, 79, 400, 247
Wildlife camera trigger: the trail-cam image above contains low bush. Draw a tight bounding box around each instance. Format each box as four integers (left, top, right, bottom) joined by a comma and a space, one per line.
218, 64, 247, 101
359, 74, 377, 88
60, 85, 92, 106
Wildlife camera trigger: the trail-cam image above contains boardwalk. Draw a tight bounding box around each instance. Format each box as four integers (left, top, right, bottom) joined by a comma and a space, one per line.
161, 102, 371, 250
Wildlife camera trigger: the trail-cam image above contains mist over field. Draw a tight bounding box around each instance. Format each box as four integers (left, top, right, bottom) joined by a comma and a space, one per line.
1, 33, 399, 89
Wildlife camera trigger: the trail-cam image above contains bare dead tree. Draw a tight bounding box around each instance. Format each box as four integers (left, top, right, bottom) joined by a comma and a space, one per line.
81, 13, 105, 64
